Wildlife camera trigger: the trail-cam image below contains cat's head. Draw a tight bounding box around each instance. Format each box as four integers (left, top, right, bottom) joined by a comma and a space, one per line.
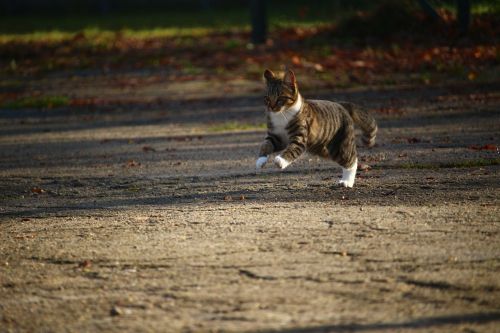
263, 69, 299, 112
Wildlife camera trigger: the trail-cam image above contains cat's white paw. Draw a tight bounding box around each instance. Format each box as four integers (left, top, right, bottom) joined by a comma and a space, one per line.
338, 179, 354, 188
274, 155, 290, 169
256, 156, 268, 169
338, 158, 357, 188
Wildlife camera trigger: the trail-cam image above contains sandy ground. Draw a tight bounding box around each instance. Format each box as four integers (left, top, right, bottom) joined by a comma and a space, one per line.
0, 74, 499, 332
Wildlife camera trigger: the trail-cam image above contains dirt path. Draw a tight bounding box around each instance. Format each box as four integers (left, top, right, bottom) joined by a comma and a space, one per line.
1, 76, 499, 332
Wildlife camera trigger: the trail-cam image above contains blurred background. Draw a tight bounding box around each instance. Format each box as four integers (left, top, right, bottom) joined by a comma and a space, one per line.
0, 0, 498, 107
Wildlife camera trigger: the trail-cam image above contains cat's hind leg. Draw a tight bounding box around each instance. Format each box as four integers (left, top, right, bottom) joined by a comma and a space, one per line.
327, 124, 358, 188
339, 158, 357, 188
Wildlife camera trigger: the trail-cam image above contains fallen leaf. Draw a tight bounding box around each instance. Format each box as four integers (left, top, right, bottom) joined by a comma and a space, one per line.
142, 146, 156, 152
224, 195, 232, 201
468, 144, 497, 151
124, 160, 140, 168
30, 187, 45, 194
78, 260, 92, 269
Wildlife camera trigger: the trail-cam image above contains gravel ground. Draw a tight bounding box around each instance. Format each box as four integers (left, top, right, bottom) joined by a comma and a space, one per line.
0, 75, 499, 332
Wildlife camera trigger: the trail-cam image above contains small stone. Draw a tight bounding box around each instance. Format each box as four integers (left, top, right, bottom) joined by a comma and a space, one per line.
110, 306, 131, 316
110, 306, 121, 316
359, 164, 371, 171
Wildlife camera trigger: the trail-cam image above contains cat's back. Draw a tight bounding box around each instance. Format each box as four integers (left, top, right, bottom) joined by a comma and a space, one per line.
304, 99, 349, 121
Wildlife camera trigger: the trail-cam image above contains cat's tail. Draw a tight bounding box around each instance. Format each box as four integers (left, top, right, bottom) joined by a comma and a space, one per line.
341, 102, 377, 147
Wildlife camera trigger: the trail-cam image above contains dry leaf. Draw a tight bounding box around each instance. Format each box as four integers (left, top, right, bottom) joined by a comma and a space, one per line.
30, 187, 45, 194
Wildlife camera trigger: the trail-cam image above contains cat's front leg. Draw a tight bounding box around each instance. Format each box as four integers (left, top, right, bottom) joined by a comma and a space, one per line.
274, 134, 307, 170
274, 155, 291, 169
256, 156, 268, 169
256, 134, 283, 170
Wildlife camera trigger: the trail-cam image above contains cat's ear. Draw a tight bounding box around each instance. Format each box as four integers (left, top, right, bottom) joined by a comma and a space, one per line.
264, 69, 275, 81
283, 69, 297, 92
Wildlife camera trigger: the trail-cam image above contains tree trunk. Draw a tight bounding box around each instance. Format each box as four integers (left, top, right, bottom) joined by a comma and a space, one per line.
457, 0, 470, 35
251, 0, 267, 44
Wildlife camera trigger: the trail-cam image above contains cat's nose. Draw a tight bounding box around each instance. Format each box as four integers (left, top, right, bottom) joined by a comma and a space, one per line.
269, 98, 277, 108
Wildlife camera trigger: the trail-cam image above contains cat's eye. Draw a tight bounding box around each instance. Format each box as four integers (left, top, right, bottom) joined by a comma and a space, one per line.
278, 96, 292, 102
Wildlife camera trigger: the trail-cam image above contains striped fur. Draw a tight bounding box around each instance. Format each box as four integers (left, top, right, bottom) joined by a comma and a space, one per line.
258, 69, 377, 185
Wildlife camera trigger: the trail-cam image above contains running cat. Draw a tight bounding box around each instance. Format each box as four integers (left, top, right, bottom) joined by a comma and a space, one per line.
256, 69, 377, 188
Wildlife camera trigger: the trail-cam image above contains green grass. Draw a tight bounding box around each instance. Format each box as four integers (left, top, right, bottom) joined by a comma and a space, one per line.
398, 158, 500, 170
434, 0, 500, 14
0, 1, 498, 42
208, 121, 266, 133
1, 96, 70, 109
0, 3, 352, 42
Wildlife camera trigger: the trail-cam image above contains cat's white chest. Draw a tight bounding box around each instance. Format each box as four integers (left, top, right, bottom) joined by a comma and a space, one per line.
267, 95, 303, 144
269, 112, 290, 140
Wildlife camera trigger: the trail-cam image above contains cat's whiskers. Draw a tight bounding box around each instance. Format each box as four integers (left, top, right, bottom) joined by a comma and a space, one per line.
279, 109, 289, 123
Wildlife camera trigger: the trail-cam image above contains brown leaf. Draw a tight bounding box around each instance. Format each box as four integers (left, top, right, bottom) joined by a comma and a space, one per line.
224, 195, 232, 201
78, 260, 92, 269
291, 55, 301, 66
468, 144, 497, 151
142, 146, 156, 152
124, 160, 140, 168
30, 187, 45, 194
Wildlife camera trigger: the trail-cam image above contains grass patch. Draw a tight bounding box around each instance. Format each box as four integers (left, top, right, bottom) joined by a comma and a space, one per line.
1, 95, 70, 109
0, 1, 498, 42
398, 158, 500, 169
0, 2, 363, 41
208, 121, 266, 133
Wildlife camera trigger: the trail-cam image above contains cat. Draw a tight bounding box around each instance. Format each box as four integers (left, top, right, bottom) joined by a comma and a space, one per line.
256, 69, 377, 188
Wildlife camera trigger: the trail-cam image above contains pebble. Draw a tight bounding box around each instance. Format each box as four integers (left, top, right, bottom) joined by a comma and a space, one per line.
110, 306, 132, 316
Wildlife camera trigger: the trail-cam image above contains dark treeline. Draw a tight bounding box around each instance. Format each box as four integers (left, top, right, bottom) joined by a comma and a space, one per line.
1, 0, 467, 15
1, 0, 243, 15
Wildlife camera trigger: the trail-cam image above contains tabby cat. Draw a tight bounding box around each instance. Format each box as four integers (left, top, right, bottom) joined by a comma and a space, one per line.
256, 69, 377, 188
